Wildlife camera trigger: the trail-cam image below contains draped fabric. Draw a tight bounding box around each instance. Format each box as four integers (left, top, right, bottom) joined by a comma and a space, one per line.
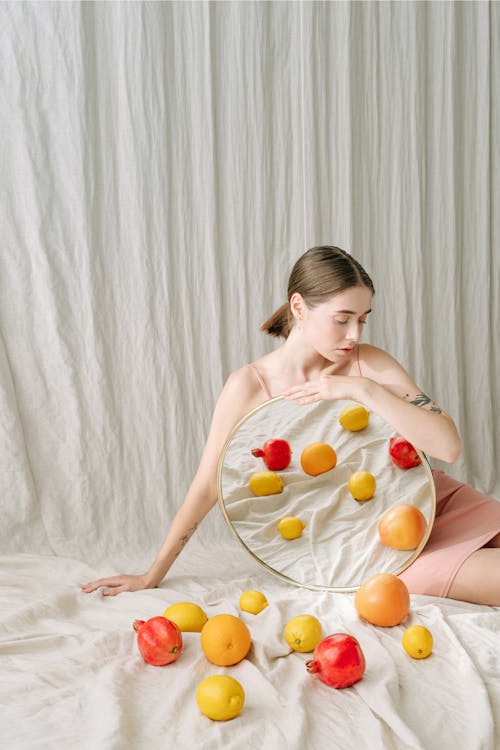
1, 4, 499, 747
1, 0, 498, 560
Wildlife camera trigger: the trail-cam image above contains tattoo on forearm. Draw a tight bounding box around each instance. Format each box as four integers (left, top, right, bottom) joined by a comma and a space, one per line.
407, 392, 442, 414
174, 523, 198, 557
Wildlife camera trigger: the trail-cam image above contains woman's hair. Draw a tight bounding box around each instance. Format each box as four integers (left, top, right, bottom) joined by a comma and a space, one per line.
261, 245, 375, 339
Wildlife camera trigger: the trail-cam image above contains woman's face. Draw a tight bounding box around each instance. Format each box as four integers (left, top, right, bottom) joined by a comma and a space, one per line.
294, 286, 373, 361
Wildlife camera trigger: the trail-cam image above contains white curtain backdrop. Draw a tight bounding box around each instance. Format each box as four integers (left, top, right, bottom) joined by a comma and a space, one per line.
1, 0, 499, 562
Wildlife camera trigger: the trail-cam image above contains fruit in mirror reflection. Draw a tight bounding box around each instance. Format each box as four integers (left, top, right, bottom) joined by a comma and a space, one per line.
389, 436, 422, 468
306, 633, 366, 688
251, 438, 292, 470
348, 470, 376, 501
355, 573, 410, 627
378, 503, 428, 550
278, 516, 306, 539
249, 470, 283, 496
338, 404, 370, 432
300, 442, 337, 476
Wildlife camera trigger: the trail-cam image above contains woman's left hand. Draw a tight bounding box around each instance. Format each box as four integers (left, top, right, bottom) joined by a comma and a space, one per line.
282, 375, 366, 404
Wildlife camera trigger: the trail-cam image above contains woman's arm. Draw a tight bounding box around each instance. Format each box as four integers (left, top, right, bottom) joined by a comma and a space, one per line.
283, 345, 462, 463
81, 367, 260, 596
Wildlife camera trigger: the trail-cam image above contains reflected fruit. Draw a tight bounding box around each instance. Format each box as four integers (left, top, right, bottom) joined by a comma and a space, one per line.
339, 404, 370, 432
249, 470, 284, 496
378, 504, 427, 550
278, 516, 306, 539
300, 442, 337, 476
348, 470, 376, 501
251, 438, 292, 470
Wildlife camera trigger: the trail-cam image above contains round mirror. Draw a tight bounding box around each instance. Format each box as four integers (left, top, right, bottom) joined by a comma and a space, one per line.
217, 396, 436, 591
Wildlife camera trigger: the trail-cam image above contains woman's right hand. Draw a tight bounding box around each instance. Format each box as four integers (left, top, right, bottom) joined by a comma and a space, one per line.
80, 573, 155, 597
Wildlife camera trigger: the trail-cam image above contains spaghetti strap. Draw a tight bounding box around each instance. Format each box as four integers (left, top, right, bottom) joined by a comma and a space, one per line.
249, 363, 273, 400
356, 345, 363, 376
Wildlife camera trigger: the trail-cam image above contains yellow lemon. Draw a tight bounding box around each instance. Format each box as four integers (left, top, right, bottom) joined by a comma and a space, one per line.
162, 602, 208, 632
196, 675, 245, 721
239, 590, 268, 615
249, 470, 284, 496
402, 625, 433, 659
284, 614, 322, 653
278, 516, 306, 539
348, 470, 376, 501
339, 404, 370, 431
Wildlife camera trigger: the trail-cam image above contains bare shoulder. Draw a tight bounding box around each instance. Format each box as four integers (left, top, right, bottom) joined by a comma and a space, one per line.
357, 343, 406, 377
358, 343, 446, 414
215, 364, 265, 420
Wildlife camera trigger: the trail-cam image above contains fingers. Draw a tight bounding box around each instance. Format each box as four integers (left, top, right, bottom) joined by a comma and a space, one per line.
80, 578, 122, 594
102, 586, 127, 596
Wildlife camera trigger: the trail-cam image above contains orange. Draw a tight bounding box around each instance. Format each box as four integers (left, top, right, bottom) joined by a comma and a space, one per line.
355, 573, 410, 627
378, 504, 427, 551
200, 614, 252, 666
300, 442, 337, 476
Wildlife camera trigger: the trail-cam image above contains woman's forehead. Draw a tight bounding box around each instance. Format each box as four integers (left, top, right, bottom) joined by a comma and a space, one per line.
321, 286, 373, 313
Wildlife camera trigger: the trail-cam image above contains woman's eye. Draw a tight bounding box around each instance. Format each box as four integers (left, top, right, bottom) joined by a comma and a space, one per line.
335, 319, 349, 325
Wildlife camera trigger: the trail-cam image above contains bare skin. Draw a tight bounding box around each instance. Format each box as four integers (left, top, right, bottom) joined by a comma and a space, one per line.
82, 286, 487, 600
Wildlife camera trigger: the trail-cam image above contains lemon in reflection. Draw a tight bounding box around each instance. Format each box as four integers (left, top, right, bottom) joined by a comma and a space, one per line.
278, 516, 306, 539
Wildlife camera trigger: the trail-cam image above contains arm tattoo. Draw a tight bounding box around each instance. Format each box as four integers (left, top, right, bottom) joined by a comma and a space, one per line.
174, 523, 198, 557
408, 392, 442, 414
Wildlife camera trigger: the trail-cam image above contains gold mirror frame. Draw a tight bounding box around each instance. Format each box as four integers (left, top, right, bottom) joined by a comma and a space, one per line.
217, 395, 436, 592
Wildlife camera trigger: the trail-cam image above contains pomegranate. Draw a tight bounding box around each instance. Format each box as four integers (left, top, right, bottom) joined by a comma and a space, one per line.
389, 436, 422, 469
133, 616, 183, 666
251, 438, 292, 471
306, 633, 366, 688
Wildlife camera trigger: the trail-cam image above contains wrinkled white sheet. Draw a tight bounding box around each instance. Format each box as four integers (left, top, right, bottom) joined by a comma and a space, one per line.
220, 397, 434, 589
1, 544, 499, 750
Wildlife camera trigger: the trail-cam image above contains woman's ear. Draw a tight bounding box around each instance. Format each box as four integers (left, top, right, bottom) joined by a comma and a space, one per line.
289, 292, 304, 321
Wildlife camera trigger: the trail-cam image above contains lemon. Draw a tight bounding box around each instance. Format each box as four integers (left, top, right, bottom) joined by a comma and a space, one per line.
348, 470, 376, 501
339, 404, 370, 431
239, 590, 268, 615
284, 614, 322, 653
278, 516, 306, 539
196, 675, 245, 721
402, 625, 433, 659
249, 470, 284, 496
162, 602, 208, 632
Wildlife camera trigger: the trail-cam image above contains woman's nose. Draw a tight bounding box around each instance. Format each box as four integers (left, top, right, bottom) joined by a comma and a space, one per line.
347, 321, 363, 341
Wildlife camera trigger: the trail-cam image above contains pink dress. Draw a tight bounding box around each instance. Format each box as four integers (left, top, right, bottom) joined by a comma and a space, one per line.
248, 362, 500, 597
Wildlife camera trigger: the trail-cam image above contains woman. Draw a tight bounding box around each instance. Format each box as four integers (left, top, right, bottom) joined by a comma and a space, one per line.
81, 246, 500, 605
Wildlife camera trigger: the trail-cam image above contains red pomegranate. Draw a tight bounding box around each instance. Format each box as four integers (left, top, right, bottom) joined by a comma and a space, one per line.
251, 439, 292, 470
389, 436, 422, 469
306, 633, 366, 688
133, 616, 183, 666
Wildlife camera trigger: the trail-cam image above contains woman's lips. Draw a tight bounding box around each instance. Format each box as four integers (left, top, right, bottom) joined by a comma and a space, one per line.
337, 347, 354, 354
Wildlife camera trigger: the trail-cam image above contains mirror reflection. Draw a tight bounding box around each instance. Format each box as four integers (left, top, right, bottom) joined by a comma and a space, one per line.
217, 396, 436, 591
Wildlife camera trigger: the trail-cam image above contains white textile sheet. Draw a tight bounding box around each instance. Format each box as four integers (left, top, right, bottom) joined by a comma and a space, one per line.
1, 541, 499, 750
